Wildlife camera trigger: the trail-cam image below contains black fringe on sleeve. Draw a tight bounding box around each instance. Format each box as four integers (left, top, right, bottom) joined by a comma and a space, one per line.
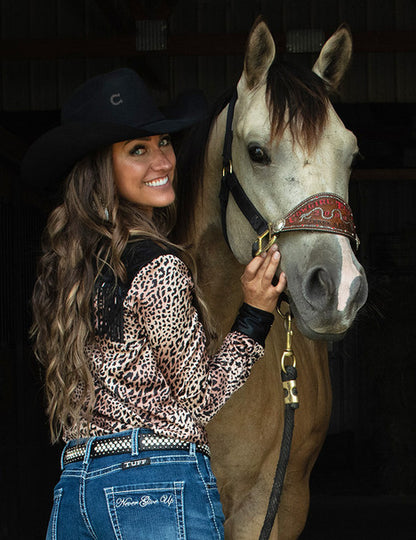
93, 239, 176, 342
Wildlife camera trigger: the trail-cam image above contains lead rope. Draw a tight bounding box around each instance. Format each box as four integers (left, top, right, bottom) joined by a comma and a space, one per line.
259, 302, 299, 540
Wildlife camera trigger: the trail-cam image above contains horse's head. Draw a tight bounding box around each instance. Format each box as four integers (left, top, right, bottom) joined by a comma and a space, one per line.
223, 19, 367, 341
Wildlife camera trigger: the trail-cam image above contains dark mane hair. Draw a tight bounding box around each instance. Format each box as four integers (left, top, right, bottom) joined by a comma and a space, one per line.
171, 87, 234, 244
267, 60, 329, 150
171, 60, 329, 244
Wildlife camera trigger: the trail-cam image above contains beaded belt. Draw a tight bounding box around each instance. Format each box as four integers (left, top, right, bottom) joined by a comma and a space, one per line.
63, 433, 210, 465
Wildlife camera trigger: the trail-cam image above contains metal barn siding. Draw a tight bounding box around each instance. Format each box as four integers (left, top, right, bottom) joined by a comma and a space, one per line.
1, 0, 416, 110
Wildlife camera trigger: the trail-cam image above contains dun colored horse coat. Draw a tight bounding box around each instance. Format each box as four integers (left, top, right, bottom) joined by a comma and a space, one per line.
175, 19, 368, 540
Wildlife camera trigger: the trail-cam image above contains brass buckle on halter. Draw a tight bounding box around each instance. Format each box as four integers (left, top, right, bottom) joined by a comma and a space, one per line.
253, 223, 278, 257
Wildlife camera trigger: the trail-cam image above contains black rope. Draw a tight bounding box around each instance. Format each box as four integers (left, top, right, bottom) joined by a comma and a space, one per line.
259, 365, 298, 540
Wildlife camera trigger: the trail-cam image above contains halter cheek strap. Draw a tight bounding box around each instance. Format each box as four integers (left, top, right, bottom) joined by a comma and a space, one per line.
220, 91, 270, 247
219, 91, 360, 256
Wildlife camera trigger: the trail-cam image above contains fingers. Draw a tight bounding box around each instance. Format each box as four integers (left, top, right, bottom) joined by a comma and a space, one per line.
241, 243, 287, 313
260, 244, 281, 282
274, 271, 287, 294
243, 243, 281, 284
242, 251, 267, 280
261, 245, 287, 295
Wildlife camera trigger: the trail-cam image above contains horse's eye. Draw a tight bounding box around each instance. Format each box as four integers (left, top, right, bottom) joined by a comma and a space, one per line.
248, 144, 271, 165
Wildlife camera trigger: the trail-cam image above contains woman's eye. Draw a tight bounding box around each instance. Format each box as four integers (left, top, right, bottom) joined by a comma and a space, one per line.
160, 135, 171, 147
130, 145, 145, 156
248, 145, 270, 165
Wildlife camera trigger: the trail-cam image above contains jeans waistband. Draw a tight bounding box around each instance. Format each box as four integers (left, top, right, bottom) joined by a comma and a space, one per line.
62, 430, 210, 466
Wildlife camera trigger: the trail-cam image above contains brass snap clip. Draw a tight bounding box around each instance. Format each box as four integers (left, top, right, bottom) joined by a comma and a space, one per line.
280, 311, 296, 374
279, 310, 299, 407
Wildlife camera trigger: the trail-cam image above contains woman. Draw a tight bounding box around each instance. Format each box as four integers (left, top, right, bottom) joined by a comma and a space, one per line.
23, 68, 286, 540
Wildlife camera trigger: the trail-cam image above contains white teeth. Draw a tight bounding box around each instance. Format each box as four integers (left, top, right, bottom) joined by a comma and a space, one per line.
145, 176, 169, 187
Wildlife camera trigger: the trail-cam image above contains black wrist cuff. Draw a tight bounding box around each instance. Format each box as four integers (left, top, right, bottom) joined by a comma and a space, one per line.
231, 303, 274, 347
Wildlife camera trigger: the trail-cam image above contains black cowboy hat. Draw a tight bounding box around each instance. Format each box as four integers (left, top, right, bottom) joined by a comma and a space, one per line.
21, 68, 206, 188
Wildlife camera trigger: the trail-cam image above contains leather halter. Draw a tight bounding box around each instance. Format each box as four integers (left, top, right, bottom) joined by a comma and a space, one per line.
219, 91, 360, 256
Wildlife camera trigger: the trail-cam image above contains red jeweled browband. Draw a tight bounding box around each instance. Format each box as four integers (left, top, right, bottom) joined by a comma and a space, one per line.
274, 193, 359, 248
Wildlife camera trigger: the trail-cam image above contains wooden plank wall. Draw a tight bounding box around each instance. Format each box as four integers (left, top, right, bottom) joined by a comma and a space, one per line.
1, 0, 415, 110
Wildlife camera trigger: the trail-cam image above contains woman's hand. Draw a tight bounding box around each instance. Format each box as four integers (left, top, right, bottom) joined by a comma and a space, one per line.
240, 244, 287, 313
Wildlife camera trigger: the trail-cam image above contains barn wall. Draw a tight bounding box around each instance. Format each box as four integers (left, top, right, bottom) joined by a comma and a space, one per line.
0, 1, 415, 538
1, 0, 415, 111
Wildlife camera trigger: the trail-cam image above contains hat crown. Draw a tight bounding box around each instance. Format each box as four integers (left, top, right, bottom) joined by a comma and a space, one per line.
22, 68, 206, 188
61, 68, 164, 127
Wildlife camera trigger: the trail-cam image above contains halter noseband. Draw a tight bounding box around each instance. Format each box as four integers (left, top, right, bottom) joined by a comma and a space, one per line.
219, 91, 360, 257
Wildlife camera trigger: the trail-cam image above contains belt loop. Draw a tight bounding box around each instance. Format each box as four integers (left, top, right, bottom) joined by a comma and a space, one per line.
60, 440, 71, 470
131, 428, 140, 456
83, 437, 96, 466
189, 443, 196, 457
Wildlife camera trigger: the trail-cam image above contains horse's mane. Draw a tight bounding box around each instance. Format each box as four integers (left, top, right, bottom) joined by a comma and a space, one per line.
267, 60, 330, 151
171, 60, 329, 244
171, 87, 234, 244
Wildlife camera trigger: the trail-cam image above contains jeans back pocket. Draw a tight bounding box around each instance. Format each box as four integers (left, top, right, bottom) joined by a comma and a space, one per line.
105, 481, 186, 540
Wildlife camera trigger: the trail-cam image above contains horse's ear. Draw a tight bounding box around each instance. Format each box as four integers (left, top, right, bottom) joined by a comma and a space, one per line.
312, 24, 352, 90
238, 17, 276, 91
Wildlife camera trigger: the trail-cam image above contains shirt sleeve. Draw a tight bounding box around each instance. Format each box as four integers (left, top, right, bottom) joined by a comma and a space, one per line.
126, 254, 273, 425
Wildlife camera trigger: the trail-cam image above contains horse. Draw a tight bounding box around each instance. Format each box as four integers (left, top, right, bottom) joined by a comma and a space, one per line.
173, 18, 368, 540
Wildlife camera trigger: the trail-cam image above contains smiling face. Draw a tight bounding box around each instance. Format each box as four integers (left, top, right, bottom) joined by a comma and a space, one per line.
112, 134, 176, 216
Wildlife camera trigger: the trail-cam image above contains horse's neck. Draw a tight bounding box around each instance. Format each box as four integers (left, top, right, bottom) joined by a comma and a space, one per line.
190, 107, 246, 336
189, 104, 328, 384
192, 107, 227, 244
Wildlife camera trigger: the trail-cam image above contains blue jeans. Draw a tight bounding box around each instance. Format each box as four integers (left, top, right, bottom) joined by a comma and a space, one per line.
46, 429, 225, 539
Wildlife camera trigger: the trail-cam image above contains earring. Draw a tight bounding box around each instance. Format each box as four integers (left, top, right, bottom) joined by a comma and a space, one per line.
104, 208, 110, 221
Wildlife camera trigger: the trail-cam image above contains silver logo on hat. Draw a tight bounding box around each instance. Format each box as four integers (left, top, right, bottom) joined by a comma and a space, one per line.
110, 93, 123, 106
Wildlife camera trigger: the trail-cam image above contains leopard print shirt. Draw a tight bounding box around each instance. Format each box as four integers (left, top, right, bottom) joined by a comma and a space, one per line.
66, 253, 265, 446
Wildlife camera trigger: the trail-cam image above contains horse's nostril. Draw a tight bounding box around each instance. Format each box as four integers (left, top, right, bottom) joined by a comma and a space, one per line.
304, 267, 334, 307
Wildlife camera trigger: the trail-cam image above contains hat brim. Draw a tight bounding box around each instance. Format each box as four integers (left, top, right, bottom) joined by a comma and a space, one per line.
21, 91, 207, 189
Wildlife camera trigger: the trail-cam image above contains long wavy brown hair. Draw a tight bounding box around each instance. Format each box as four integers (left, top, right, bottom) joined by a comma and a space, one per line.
32, 146, 216, 443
